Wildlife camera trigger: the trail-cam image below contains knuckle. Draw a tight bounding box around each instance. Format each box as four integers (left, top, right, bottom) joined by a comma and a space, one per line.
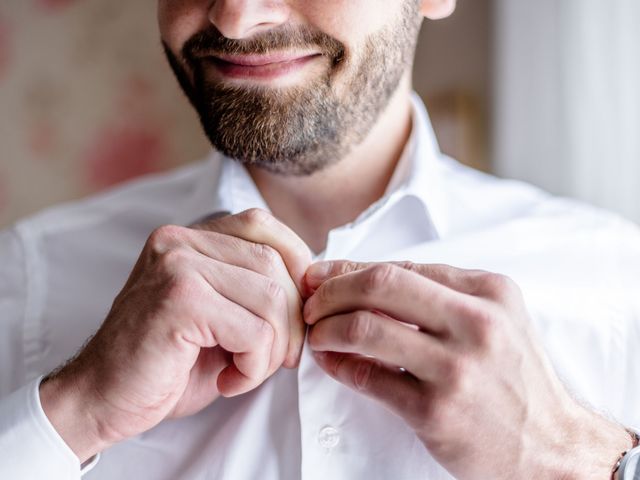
453, 298, 498, 342
396, 260, 419, 274
315, 261, 361, 284
345, 311, 374, 346
437, 264, 468, 286
157, 247, 192, 271
362, 264, 396, 296
469, 268, 492, 280
314, 278, 334, 305
264, 278, 286, 300
340, 261, 365, 275
465, 269, 492, 294
240, 208, 273, 229
262, 279, 287, 315
481, 273, 521, 300
147, 225, 186, 255
469, 307, 499, 349
252, 243, 283, 275
353, 360, 376, 392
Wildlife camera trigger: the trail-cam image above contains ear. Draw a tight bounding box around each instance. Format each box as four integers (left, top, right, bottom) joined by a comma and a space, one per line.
420, 0, 456, 20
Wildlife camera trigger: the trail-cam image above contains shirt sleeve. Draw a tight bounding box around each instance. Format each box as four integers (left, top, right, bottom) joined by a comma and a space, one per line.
0, 377, 100, 478
0, 227, 98, 478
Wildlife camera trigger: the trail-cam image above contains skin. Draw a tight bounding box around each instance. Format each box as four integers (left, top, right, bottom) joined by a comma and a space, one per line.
304, 261, 632, 479
40, 210, 313, 461
157, 0, 429, 252
40, 0, 631, 478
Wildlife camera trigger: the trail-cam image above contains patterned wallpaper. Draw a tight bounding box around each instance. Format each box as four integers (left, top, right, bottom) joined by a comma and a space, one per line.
0, 0, 211, 228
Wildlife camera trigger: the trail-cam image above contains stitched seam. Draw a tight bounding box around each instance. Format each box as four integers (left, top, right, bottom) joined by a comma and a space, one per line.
15, 221, 47, 381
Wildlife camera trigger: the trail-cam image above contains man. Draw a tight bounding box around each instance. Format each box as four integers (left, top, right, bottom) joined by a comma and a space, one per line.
1, 1, 640, 478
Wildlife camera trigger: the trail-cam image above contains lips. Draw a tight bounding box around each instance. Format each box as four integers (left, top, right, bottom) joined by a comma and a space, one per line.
204, 52, 323, 81
215, 52, 319, 66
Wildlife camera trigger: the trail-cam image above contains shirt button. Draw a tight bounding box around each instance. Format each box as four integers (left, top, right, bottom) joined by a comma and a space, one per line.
318, 426, 340, 450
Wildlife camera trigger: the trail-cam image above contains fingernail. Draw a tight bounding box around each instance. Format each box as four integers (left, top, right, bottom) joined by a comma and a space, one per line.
306, 261, 332, 283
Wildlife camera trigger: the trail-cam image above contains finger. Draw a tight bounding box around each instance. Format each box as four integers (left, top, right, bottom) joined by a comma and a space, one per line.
217, 329, 274, 397
313, 351, 422, 421
185, 226, 295, 285
205, 238, 304, 369
308, 311, 451, 382
194, 208, 312, 294
195, 255, 289, 374
217, 340, 273, 397
168, 226, 304, 369
192, 211, 310, 366
171, 346, 230, 418
185, 288, 273, 397
306, 260, 485, 295
175, 272, 275, 394
304, 263, 479, 334
183, 282, 274, 356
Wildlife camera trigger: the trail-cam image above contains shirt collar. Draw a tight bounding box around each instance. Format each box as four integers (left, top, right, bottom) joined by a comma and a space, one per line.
365, 92, 448, 238
181, 92, 448, 239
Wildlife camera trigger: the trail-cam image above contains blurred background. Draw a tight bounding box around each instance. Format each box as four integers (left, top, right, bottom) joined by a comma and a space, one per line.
0, 0, 639, 228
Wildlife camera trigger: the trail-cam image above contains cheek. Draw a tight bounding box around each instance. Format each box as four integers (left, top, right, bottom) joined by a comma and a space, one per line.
301, 0, 395, 45
157, 0, 210, 53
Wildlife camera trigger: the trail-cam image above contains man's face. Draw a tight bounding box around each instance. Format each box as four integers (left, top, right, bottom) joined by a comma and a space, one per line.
158, 1, 423, 176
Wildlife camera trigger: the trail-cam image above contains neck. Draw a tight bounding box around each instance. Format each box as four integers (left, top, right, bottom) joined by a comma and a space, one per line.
248, 73, 414, 254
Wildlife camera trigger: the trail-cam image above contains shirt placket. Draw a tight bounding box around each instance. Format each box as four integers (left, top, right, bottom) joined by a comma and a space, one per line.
297, 227, 355, 480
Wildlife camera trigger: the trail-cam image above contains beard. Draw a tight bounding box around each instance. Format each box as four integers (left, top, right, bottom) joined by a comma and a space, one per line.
163, 1, 422, 176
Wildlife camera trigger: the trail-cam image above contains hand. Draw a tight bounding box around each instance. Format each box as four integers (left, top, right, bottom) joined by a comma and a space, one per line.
303, 261, 631, 479
40, 208, 311, 462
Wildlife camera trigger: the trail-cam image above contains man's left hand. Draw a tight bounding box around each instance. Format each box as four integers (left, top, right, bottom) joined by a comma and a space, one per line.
303, 261, 630, 480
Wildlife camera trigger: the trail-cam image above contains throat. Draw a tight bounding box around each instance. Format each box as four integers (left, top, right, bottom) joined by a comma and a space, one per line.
248, 83, 414, 254
256, 177, 386, 255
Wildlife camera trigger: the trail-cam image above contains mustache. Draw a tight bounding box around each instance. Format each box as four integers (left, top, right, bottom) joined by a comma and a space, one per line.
182, 25, 345, 67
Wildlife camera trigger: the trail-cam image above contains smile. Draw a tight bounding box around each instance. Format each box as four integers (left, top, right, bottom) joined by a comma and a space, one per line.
205, 52, 323, 81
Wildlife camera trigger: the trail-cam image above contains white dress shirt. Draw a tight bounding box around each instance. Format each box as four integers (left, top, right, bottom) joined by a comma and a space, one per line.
1, 94, 640, 480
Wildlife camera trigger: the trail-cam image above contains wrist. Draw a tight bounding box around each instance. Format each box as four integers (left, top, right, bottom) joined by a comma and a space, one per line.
556, 407, 632, 480
40, 367, 110, 463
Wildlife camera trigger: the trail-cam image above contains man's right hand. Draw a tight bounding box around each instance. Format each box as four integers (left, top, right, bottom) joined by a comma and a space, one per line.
39, 208, 312, 463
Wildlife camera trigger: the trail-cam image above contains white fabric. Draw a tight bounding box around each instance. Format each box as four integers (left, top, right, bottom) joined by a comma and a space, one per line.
1, 94, 640, 479
494, 0, 640, 224
0, 377, 99, 478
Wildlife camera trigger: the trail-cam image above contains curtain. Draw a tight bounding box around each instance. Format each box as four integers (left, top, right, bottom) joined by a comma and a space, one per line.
493, 0, 640, 223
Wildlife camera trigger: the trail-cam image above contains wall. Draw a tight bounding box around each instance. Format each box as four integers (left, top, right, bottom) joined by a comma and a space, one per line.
0, 0, 210, 228
493, 0, 640, 224
414, 0, 492, 171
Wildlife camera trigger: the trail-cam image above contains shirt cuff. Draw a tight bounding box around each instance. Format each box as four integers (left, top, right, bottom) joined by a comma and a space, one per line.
0, 376, 100, 479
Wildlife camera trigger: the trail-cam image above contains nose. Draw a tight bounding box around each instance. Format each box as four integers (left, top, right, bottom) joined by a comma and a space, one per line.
208, 0, 290, 40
